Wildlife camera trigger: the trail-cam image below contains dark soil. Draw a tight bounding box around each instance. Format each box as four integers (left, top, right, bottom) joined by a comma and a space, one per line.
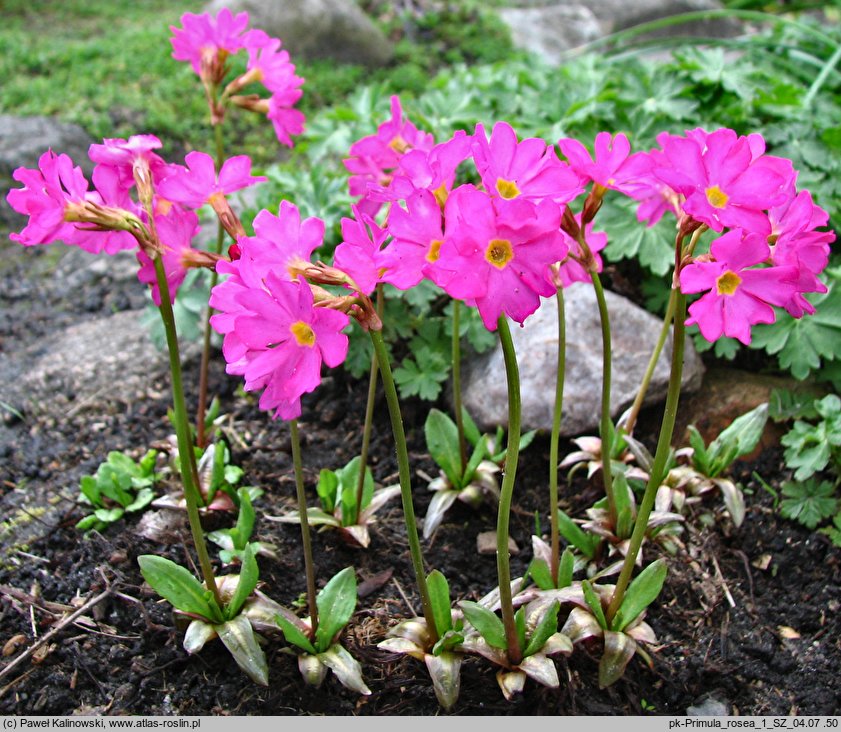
0, 241, 839, 716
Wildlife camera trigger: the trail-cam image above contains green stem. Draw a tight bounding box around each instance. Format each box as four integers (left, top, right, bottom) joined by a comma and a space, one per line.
355, 285, 384, 521
606, 290, 686, 625
195, 124, 228, 449
452, 299, 468, 473
152, 257, 222, 608
624, 289, 677, 437
589, 271, 618, 523
549, 288, 566, 585
369, 329, 438, 642
495, 317, 523, 666
290, 418, 319, 635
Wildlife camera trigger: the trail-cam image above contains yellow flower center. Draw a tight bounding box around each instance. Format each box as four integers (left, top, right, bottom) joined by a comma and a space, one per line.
716, 270, 742, 296
432, 182, 449, 210
485, 238, 514, 270
705, 185, 729, 209
495, 178, 521, 199
426, 239, 443, 264
290, 321, 316, 347
388, 135, 411, 154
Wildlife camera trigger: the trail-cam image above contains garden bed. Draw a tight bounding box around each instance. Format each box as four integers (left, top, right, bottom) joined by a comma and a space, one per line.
0, 243, 839, 717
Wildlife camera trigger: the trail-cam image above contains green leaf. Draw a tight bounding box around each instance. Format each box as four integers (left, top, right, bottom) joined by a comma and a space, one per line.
528, 559, 554, 591
558, 547, 575, 589
275, 613, 317, 655
461, 407, 482, 446
79, 475, 101, 506
612, 558, 667, 632
226, 545, 259, 620
425, 409, 463, 487
557, 509, 600, 559
316, 469, 339, 514
524, 600, 560, 658
514, 606, 527, 652
819, 512, 841, 548
75, 514, 102, 531
462, 438, 487, 486
138, 555, 220, 622
93, 507, 124, 523
232, 488, 256, 550
769, 389, 819, 422
394, 357, 448, 401
688, 426, 711, 475
706, 403, 769, 476
124, 487, 155, 513
459, 601, 507, 650
337, 457, 374, 525
215, 615, 269, 686
427, 570, 453, 637
780, 479, 838, 530
582, 581, 607, 630
314, 567, 357, 653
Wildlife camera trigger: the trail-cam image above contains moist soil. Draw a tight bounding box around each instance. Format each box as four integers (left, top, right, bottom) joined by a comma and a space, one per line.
0, 243, 839, 717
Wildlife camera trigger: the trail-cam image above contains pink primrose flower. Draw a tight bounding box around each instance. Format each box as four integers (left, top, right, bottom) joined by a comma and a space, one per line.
435, 185, 567, 330
680, 229, 799, 345
652, 128, 791, 234
551, 214, 608, 288
156, 151, 266, 209
88, 134, 170, 193
267, 91, 306, 148
332, 207, 388, 296
245, 37, 302, 95
170, 8, 253, 77
213, 274, 349, 420
210, 200, 324, 336
474, 122, 583, 204
379, 189, 446, 290
767, 188, 834, 316
343, 96, 435, 213
136, 208, 201, 305
558, 132, 651, 196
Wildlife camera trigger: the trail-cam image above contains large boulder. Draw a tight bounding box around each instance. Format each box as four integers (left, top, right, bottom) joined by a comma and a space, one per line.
461, 282, 704, 435
0, 115, 94, 228
203, 0, 394, 67
497, 5, 603, 65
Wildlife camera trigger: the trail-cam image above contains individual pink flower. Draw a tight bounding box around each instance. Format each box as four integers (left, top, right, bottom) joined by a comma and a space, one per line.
551, 215, 608, 288
244, 37, 302, 95
558, 132, 651, 196
212, 274, 349, 420
767, 188, 834, 317
88, 134, 170, 194
170, 9, 254, 77
267, 91, 306, 147
332, 207, 387, 296
474, 122, 583, 204
343, 96, 435, 213
435, 185, 568, 330
210, 200, 324, 337
136, 208, 201, 305
156, 151, 266, 209
652, 128, 792, 235
369, 130, 473, 206
380, 189, 445, 290
680, 229, 799, 345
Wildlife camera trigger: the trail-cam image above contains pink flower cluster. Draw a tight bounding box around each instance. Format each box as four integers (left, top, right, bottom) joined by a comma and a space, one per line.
170, 8, 305, 146
6, 135, 265, 305
209, 201, 349, 420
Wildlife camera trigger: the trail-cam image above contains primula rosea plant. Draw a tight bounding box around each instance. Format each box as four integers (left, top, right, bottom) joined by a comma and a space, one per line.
6, 4, 835, 708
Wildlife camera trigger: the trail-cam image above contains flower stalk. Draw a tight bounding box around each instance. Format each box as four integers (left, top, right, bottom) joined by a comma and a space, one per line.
452, 299, 468, 473
369, 329, 438, 642
496, 316, 523, 665
152, 256, 222, 608
549, 287, 566, 584
290, 418, 319, 636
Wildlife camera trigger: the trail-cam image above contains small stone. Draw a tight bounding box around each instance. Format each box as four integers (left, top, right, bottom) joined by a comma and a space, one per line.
3, 633, 28, 657
477, 531, 519, 556
687, 697, 729, 716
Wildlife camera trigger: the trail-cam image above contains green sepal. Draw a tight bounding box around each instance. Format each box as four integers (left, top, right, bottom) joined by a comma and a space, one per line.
225, 544, 259, 620
524, 600, 560, 658
459, 601, 506, 650
611, 558, 667, 631
582, 580, 607, 630
138, 555, 223, 623
275, 613, 317, 654
314, 567, 357, 653
427, 570, 453, 637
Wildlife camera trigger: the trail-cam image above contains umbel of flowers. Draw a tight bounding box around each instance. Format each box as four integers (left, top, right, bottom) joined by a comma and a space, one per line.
5, 3, 834, 705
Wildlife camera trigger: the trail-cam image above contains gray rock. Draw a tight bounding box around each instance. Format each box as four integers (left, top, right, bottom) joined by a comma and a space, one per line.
0, 115, 94, 227
497, 0, 742, 64
461, 282, 703, 435
497, 6, 603, 63
204, 0, 394, 67
687, 696, 729, 716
